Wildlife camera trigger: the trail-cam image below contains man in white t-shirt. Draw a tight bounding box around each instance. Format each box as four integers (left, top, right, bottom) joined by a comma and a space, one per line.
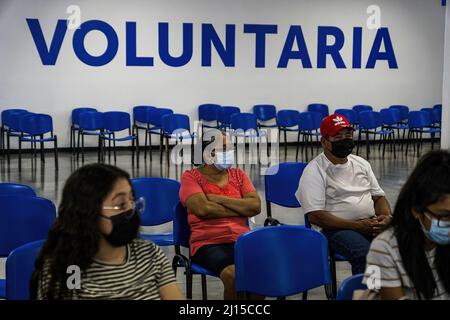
295, 114, 392, 274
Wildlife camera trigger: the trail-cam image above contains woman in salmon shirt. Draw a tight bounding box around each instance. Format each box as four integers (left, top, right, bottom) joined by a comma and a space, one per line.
179, 131, 261, 300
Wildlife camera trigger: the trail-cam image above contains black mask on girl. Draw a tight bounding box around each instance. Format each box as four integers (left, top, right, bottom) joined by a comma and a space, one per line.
330, 138, 355, 158
102, 209, 140, 247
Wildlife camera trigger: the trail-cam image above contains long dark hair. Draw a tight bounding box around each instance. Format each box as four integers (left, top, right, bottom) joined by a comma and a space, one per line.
391, 150, 450, 299
30, 163, 132, 299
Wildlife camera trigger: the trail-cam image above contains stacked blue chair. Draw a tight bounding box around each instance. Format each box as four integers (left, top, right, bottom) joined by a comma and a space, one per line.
133, 106, 158, 161
406, 111, 441, 156
161, 114, 195, 165
388, 105, 409, 149
235, 225, 333, 300
70, 107, 97, 154
0, 183, 36, 197
336, 274, 367, 300
131, 177, 180, 246
253, 104, 277, 128
101, 111, 139, 166
77, 111, 105, 162
433, 104, 442, 128
18, 113, 58, 170
297, 111, 322, 161
308, 103, 329, 119
230, 113, 263, 163
218, 106, 240, 129
172, 202, 219, 300
276, 110, 300, 159
5, 240, 44, 300
0, 195, 56, 298
2, 110, 30, 162
380, 108, 405, 153
148, 108, 174, 157
352, 105, 373, 126
334, 109, 357, 126
198, 104, 221, 130
1, 109, 27, 158
356, 111, 395, 159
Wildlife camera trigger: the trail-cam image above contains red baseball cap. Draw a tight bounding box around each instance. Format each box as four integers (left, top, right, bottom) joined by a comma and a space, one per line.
320, 114, 354, 137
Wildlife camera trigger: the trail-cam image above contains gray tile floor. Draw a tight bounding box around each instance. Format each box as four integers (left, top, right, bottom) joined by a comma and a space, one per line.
0, 142, 434, 299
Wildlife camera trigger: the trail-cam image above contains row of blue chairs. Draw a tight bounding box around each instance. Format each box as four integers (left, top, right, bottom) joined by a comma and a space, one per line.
0, 109, 58, 169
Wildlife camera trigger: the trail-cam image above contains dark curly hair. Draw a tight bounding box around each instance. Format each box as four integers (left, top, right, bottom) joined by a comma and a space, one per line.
30, 163, 132, 299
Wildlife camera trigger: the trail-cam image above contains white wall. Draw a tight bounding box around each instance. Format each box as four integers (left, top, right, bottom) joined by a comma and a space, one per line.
0, 0, 445, 147
442, 2, 450, 150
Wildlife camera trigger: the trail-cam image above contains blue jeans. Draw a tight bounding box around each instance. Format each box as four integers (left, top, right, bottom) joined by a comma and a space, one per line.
321, 229, 373, 275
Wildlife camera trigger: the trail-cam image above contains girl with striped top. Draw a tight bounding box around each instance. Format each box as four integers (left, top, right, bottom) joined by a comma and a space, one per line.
30, 164, 184, 300
363, 150, 450, 300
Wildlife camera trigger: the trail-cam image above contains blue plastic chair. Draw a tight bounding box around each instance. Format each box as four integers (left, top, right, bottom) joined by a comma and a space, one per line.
389, 105, 409, 122
101, 111, 139, 165
276, 110, 300, 158
0, 195, 56, 299
77, 111, 105, 162
352, 105, 373, 125
19, 113, 58, 170
308, 103, 329, 119
334, 109, 357, 126
253, 105, 277, 128
406, 111, 441, 156
235, 225, 332, 299
5, 240, 44, 300
297, 111, 322, 161
218, 106, 241, 129
172, 202, 218, 300
198, 104, 221, 129
131, 177, 180, 246
70, 107, 97, 154
2, 110, 30, 162
0, 183, 36, 197
161, 113, 195, 165
133, 106, 159, 161
146, 108, 174, 158
356, 111, 395, 159
336, 273, 367, 300
433, 105, 442, 128
1, 109, 28, 158
263, 162, 306, 225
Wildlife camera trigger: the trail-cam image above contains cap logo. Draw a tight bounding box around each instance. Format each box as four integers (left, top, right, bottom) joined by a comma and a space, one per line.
332, 116, 346, 126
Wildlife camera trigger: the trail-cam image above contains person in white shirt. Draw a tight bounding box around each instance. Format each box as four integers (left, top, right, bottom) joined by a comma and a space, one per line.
296, 114, 392, 274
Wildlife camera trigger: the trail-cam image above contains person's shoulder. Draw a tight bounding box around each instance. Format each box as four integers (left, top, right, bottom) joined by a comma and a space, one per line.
181, 167, 199, 178
130, 238, 158, 254
371, 227, 398, 252
348, 154, 372, 168
304, 153, 328, 174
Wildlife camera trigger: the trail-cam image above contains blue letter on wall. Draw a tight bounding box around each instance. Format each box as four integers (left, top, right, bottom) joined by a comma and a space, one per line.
277, 26, 312, 68
159, 23, 193, 67
366, 28, 398, 69
26, 19, 67, 65
317, 26, 346, 69
352, 27, 363, 69
126, 22, 154, 66
244, 24, 278, 68
73, 20, 118, 67
202, 24, 236, 67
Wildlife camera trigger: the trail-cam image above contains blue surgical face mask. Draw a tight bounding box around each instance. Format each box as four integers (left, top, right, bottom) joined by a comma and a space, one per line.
214, 150, 234, 170
420, 213, 450, 246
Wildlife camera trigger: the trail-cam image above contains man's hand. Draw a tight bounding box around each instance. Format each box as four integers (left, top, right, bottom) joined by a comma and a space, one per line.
372, 215, 392, 234
354, 218, 380, 236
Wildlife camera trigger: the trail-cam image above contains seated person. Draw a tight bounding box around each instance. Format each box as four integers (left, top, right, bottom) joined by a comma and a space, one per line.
179, 131, 261, 300
296, 114, 392, 274
31, 163, 184, 300
363, 150, 450, 300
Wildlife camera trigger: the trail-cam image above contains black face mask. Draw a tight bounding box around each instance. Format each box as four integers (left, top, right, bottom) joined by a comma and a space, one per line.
330, 138, 355, 158
102, 209, 140, 247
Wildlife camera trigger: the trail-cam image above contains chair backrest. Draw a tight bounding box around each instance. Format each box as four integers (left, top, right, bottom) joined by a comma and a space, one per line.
336, 273, 367, 300
20, 114, 53, 136
71, 107, 97, 126
150, 108, 174, 127
161, 114, 190, 135
420, 108, 435, 124
298, 111, 322, 131
358, 111, 383, 130
408, 110, 432, 128
5, 111, 31, 132
6, 240, 44, 300
103, 111, 131, 132
173, 202, 191, 248
352, 105, 373, 114
198, 104, 221, 122
235, 225, 331, 297
276, 110, 299, 128
133, 106, 157, 124
264, 162, 306, 207
79, 111, 104, 131
308, 103, 329, 119
218, 106, 241, 126
334, 109, 357, 125
433, 104, 442, 111
0, 195, 56, 256
253, 105, 277, 121
380, 108, 401, 125
433, 107, 442, 124
0, 183, 36, 197
230, 113, 258, 131
388, 105, 409, 121
1, 109, 28, 127
131, 178, 181, 226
